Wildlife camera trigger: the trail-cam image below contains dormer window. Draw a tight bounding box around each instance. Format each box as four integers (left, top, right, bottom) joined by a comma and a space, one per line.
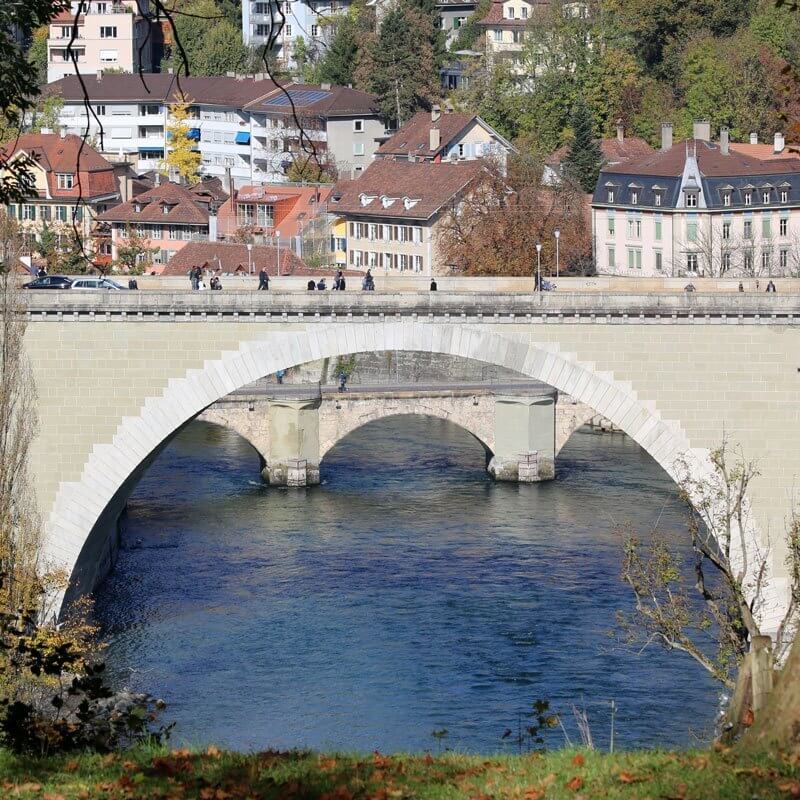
630, 190, 638, 205
654, 193, 661, 207
507, 6, 515, 18
403, 197, 420, 210
359, 193, 376, 207
744, 191, 752, 206
686, 192, 697, 208
723, 192, 731, 207
381, 196, 397, 208
162, 205, 170, 214
132, 202, 143, 213
781, 189, 789, 203
762, 190, 771, 204
57, 173, 74, 190
607, 189, 614, 203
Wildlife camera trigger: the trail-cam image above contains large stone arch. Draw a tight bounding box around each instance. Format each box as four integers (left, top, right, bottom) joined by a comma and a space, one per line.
42, 321, 766, 621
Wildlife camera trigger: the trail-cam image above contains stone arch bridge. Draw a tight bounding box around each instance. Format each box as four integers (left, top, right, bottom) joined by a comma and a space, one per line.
200, 382, 597, 485
20, 291, 800, 631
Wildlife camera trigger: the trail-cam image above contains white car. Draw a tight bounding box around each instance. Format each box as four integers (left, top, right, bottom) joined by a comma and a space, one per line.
70, 277, 128, 291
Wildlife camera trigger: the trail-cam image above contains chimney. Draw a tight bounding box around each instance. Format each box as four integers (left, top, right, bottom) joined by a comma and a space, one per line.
750, 132, 758, 145
167, 67, 173, 74
720, 127, 729, 155
774, 132, 785, 153
693, 120, 711, 141
154, 171, 161, 186
208, 204, 218, 242
122, 175, 132, 203
429, 127, 440, 152
431, 104, 441, 124
661, 122, 673, 152
59, 126, 67, 139
321, 82, 331, 90
41, 127, 52, 135
225, 166, 235, 204
96, 69, 103, 81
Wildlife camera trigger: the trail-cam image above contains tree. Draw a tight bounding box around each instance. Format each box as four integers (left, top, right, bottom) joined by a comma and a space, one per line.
36, 224, 59, 272
27, 25, 49, 85
357, 3, 439, 125
450, 0, 491, 52
0, 0, 70, 205
30, 95, 64, 135
115, 227, 156, 274
162, 95, 201, 185
617, 441, 800, 729
436, 156, 591, 276
317, 14, 360, 86
192, 19, 251, 76
286, 154, 337, 183
561, 99, 603, 194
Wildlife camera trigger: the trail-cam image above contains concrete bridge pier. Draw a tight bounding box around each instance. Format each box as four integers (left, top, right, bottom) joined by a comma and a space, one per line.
264, 394, 322, 486
488, 391, 557, 483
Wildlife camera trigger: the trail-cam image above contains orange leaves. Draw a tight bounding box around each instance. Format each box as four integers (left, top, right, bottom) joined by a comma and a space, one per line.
778, 779, 800, 797
565, 775, 584, 791
571, 753, 585, 767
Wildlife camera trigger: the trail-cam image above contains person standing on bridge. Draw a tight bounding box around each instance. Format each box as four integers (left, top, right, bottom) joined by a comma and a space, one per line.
258, 268, 269, 290
189, 266, 200, 291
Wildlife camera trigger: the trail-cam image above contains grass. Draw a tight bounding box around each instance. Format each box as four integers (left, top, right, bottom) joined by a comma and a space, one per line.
0, 745, 799, 799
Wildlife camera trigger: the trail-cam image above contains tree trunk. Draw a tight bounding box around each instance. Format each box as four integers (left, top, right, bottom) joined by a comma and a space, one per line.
742, 634, 800, 754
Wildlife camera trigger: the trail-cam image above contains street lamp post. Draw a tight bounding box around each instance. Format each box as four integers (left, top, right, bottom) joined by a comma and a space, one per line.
276, 230, 281, 276
535, 242, 542, 292
554, 229, 560, 278
246, 243, 253, 275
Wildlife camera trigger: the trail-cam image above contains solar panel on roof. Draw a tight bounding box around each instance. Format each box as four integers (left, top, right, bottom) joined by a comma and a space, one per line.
267, 89, 332, 107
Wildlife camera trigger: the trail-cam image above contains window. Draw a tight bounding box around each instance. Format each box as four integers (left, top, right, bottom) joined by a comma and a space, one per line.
781, 248, 789, 270
22, 205, 36, 221
607, 216, 615, 236
139, 104, 160, 116
627, 248, 642, 269
493, 29, 502, 42
763, 190, 771, 204
627, 218, 641, 239
59, 26, 71, 38
744, 251, 753, 272
255, 24, 270, 36
311, 24, 319, 36
507, 6, 515, 18
722, 252, 731, 273
368, 223, 378, 241
654, 193, 661, 207
353, 142, 365, 156
744, 191, 752, 206
55, 206, 67, 221
686, 253, 698, 272
413, 226, 422, 244
57, 173, 74, 189
780, 217, 788, 237
607, 189, 614, 203
744, 219, 753, 239
96, 104, 106, 116
686, 192, 697, 208
237, 203, 255, 225
413, 255, 423, 272
763, 216, 772, 238
607, 247, 615, 267
99, 49, 118, 62
353, 119, 364, 132
285, 24, 292, 36
522, 6, 528, 17
100, 26, 117, 38
781, 189, 789, 203
655, 251, 663, 271
762, 251, 771, 272
41, 206, 51, 222
722, 221, 731, 240
687, 221, 697, 242
723, 192, 731, 207
655, 218, 662, 241
630, 191, 638, 205
257, 205, 274, 227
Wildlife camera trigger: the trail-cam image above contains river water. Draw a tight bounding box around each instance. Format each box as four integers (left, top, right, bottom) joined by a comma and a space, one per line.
94, 417, 718, 753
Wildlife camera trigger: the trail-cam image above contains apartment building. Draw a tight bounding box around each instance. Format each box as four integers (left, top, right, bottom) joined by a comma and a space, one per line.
47, 1, 154, 83
97, 178, 225, 270
242, 0, 353, 68
48, 73, 385, 185
1, 133, 122, 264
592, 122, 800, 277
329, 159, 485, 275
376, 107, 515, 172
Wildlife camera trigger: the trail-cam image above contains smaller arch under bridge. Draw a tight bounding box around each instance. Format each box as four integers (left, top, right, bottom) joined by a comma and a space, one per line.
200, 381, 597, 486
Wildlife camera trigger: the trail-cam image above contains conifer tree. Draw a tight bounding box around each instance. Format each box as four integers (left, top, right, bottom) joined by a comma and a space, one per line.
318, 15, 359, 86
562, 98, 604, 193
162, 95, 201, 185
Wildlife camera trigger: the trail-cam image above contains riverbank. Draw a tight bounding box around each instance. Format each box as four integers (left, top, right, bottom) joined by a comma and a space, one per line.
1, 745, 797, 799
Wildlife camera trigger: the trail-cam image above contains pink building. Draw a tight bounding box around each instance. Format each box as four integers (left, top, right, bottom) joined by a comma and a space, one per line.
592, 122, 800, 277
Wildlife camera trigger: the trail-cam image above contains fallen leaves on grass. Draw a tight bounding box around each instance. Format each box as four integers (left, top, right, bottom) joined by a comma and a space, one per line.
566, 775, 583, 791
618, 771, 646, 784
778, 780, 800, 797
571, 753, 585, 767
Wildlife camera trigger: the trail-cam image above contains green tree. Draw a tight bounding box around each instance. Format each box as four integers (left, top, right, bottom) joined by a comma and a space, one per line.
115, 227, 156, 274
36, 223, 59, 271
561, 99, 603, 193
167, 0, 223, 74
192, 19, 251, 76
359, 3, 439, 125
450, 0, 490, 52
30, 94, 64, 134
318, 15, 360, 86
27, 25, 49, 84
162, 95, 202, 185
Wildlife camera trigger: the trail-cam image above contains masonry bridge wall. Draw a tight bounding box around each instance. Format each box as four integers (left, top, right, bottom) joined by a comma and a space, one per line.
20, 291, 800, 633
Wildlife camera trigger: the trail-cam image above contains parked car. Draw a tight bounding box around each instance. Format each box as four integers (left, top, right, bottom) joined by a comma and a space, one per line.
69, 277, 128, 291
22, 275, 73, 289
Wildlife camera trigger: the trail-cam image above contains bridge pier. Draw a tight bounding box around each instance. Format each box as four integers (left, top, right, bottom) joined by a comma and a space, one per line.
263, 394, 322, 486
488, 392, 557, 483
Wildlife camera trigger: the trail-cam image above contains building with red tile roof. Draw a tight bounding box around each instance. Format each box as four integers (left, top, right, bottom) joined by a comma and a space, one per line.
160, 242, 310, 277
329, 159, 487, 275
1, 133, 122, 268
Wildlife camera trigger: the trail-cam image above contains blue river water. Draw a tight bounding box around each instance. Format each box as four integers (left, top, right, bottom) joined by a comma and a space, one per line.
94, 417, 719, 753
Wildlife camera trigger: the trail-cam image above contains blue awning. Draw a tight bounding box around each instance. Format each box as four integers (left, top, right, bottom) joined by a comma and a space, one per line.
187, 128, 201, 141
235, 131, 251, 145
